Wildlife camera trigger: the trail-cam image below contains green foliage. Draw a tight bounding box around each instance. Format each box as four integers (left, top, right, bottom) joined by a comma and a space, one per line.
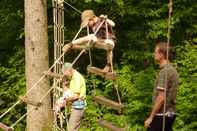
174, 42, 197, 131
117, 66, 155, 128
0, 0, 197, 130
0, 48, 26, 130
0, 0, 25, 129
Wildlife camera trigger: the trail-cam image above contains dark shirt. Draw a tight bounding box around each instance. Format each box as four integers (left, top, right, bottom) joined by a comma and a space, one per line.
91, 17, 116, 41
153, 64, 179, 114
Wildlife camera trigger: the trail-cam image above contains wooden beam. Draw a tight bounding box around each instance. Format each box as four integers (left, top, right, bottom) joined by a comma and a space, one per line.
87, 66, 116, 80
0, 122, 13, 131
93, 96, 124, 111
98, 119, 125, 131
19, 96, 42, 107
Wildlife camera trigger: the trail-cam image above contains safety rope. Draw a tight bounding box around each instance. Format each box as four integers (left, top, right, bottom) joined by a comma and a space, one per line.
87, 26, 93, 66
10, 107, 34, 129
52, 1, 86, 130
105, 18, 109, 40
69, 17, 107, 67
104, 16, 114, 73
71, 49, 86, 65
1, 1, 121, 130
0, 1, 82, 130
88, 17, 121, 105
162, 0, 173, 131
113, 82, 121, 104
9, 28, 86, 130
10, 85, 56, 128
72, 27, 83, 42
0, 101, 21, 119
0, 52, 65, 119
94, 20, 106, 36
78, 13, 121, 104
84, 18, 108, 66
63, 0, 81, 14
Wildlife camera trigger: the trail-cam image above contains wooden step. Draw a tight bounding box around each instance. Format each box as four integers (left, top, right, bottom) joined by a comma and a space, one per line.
19, 96, 42, 107
87, 66, 116, 80
98, 119, 125, 131
0, 122, 13, 131
93, 96, 124, 112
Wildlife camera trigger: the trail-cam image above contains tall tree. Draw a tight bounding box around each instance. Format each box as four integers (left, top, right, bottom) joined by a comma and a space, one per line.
25, 0, 52, 130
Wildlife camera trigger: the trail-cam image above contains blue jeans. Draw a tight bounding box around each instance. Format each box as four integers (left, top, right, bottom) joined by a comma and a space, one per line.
72, 99, 86, 109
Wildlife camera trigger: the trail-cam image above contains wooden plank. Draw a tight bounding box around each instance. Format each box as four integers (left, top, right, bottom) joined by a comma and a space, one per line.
93, 96, 124, 111
0, 122, 13, 131
98, 119, 125, 131
19, 96, 42, 107
87, 66, 116, 80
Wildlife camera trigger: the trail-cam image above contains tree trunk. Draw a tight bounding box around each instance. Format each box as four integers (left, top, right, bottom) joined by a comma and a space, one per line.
25, 0, 53, 131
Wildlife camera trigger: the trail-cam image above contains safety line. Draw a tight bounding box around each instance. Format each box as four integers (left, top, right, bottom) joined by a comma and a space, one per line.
63, 1, 81, 14
162, 0, 173, 131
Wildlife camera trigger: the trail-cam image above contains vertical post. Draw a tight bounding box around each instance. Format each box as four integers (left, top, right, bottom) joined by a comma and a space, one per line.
25, 0, 53, 130
52, 0, 65, 130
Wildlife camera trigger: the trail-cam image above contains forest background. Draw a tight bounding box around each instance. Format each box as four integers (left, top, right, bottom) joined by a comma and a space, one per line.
0, 0, 196, 130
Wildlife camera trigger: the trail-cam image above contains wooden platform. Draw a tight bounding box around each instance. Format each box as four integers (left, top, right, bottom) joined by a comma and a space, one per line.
98, 119, 126, 131
93, 96, 124, 112
87, 66, 116, 80
0, 122, 13, 131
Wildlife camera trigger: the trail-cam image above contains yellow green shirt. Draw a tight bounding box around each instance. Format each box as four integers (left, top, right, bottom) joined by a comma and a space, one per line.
69, 70, 86, 98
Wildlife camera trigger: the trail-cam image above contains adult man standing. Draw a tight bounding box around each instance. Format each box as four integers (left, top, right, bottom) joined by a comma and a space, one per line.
61, 62, 86, 131
144, 42, 179, 131
63, 10, 116, 73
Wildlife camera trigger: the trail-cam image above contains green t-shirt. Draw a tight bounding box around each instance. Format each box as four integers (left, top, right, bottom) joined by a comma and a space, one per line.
69, 70, 86, 98
153, 64, 179, 113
